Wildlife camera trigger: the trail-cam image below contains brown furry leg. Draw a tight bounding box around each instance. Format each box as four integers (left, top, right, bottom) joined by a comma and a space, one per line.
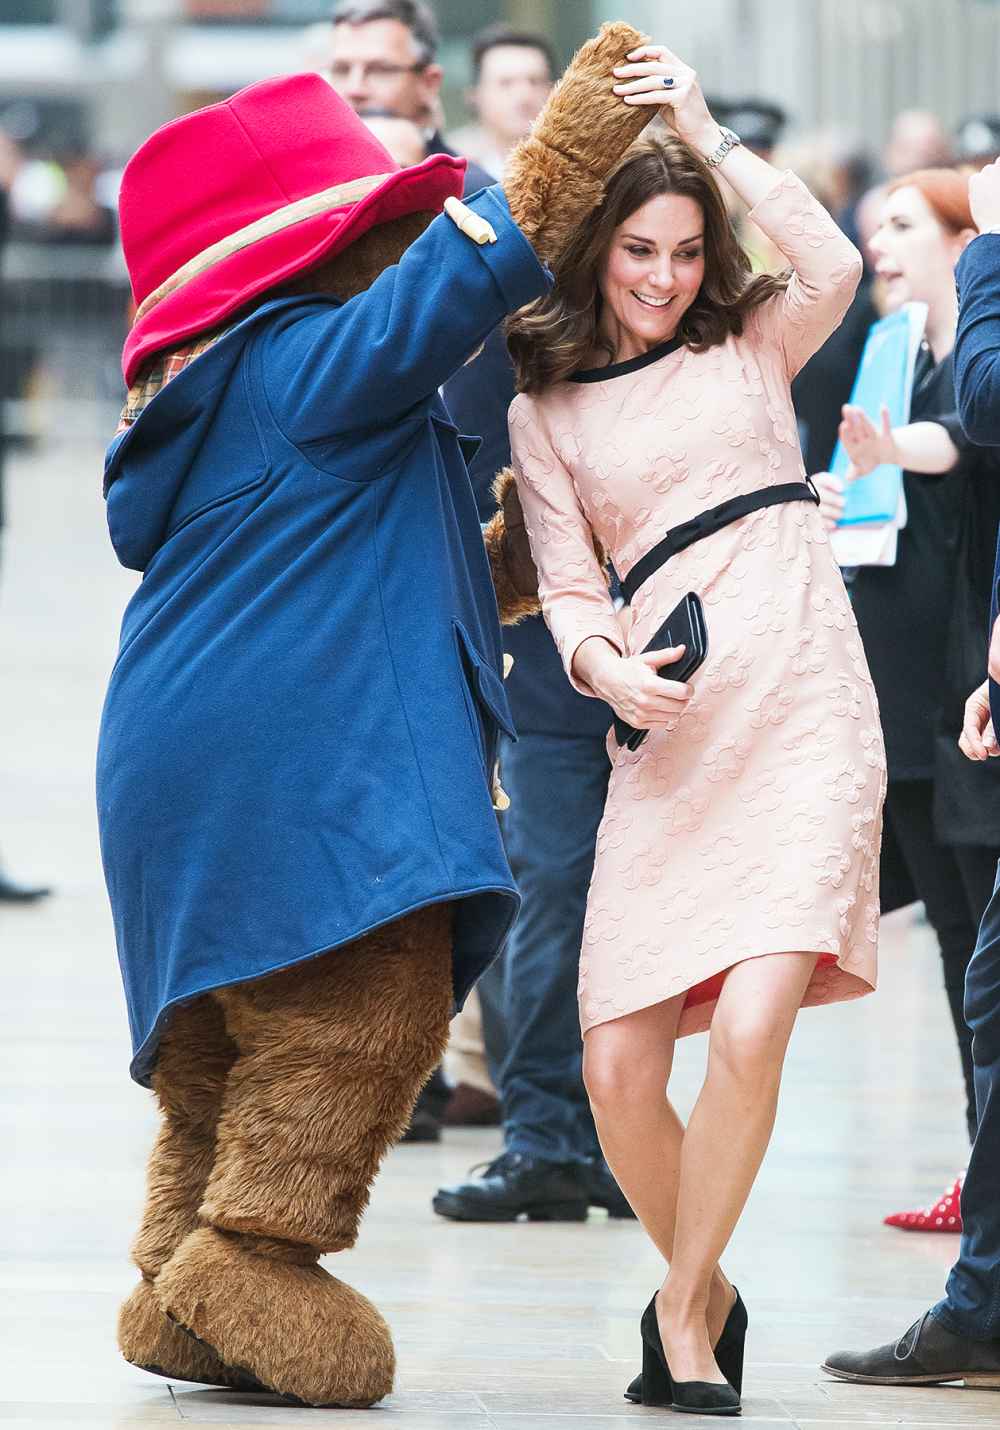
118, 996, 262, 1389
155, 905, 453, 1407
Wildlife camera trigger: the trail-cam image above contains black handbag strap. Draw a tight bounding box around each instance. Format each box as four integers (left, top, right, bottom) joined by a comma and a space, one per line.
621, 479, 820, 604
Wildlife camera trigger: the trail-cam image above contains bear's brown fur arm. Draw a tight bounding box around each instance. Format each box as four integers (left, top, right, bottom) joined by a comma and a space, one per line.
503, 21, 651, 268
483, 468, 541, 626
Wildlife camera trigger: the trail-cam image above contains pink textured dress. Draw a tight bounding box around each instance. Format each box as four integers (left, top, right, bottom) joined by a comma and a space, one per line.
509, 172, 886, 1038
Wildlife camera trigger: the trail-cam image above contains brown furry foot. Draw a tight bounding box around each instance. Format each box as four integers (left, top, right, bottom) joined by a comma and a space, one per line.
154, 1227, 395, 1407
118, 1277, 266, 1390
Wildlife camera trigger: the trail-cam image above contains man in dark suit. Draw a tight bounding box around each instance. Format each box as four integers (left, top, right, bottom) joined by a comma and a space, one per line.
823, 157, 1000, 1389
332, 1, 497, 1139
434, 298, 632, 1222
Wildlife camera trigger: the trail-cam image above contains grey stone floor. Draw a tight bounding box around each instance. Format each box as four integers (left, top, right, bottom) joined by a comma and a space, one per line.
2, 441, 998, 1427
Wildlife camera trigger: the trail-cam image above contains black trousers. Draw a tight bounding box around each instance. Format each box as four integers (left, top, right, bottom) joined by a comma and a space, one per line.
936, 863, 1000, 1337
886, 779, 1000, 1142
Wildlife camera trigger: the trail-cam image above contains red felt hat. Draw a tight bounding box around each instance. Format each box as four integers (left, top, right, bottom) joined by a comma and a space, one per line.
119, 73, 465, 386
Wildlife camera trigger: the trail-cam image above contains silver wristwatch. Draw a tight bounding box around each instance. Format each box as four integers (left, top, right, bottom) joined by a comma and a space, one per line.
704, 126, 742, 168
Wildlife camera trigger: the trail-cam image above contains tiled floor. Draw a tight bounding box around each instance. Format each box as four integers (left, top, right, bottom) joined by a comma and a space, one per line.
3, 442, 999, 1428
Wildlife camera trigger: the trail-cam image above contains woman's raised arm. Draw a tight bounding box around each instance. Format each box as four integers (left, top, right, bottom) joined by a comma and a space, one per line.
614, 43, 863, 377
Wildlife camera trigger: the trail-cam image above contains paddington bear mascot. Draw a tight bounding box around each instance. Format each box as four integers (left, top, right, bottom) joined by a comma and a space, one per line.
98, 21, 648, 1409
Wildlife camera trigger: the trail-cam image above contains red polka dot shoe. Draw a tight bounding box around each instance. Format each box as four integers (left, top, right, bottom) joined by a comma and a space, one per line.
884, 1173, 964, 1232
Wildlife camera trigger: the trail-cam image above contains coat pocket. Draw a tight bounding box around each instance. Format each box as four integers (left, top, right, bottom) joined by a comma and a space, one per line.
453, 620, 517, 776
164, 471, 268, 540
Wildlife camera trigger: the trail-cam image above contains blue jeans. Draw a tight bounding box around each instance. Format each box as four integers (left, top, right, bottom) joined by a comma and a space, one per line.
496, 730, 611, 1164
934, 859, 1000, 1340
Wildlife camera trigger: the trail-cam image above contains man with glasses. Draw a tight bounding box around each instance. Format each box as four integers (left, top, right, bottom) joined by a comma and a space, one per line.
328, 0, 491, 193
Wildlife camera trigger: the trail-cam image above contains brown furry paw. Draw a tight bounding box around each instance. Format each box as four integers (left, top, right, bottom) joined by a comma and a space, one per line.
118, 1277, 266, 1390
484, 467, 609, 625
484, 468, 541, 625
154, 1227, 395, 1407
505, 22, 651, 266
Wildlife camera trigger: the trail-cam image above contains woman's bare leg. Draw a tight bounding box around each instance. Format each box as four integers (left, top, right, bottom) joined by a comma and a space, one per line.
657, 951, 819, 1384
583, 997, 733, 1346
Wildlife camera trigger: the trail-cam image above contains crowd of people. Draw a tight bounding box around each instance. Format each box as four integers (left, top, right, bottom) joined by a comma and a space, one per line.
8, 0, 1000, 1413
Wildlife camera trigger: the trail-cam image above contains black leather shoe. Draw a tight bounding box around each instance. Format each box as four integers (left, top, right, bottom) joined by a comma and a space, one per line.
420, 1065, 453, 1121
432, 1151, 589, 1222
823, 1308, 1000, 1387
583, 1157, 636, 1218
400, 1069, 450, 1142
0, 870, 51, 903
400, 1105, 441, 1143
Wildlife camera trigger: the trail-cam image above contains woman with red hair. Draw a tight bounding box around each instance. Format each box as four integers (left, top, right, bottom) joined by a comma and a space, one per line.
814, 169, 1000, 1233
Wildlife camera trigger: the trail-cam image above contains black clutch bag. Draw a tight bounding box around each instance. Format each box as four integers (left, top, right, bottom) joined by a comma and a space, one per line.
613, 591, 708, 751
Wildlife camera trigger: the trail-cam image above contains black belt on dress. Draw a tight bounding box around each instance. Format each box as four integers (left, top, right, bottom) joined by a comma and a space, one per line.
620, 479, 820, 605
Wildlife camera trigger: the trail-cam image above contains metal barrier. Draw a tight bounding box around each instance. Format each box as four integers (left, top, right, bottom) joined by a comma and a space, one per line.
1, 242, 131, 442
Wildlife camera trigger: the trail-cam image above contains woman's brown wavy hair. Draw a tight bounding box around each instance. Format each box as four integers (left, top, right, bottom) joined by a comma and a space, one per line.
507, 133, 789, 394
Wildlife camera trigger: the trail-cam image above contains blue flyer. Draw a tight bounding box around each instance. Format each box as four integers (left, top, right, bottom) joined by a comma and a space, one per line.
831, 302, 927, 526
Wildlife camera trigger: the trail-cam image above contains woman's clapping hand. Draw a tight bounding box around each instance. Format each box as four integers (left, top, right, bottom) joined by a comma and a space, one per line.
960, 679, 1000, 761
811, 405, 896, 531
838, 403, 897, 478
969, 158, 1000, 234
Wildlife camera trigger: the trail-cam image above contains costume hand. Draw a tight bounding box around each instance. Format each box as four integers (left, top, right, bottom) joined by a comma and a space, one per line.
970, 158, 1000, 233
960, 679, 1000, 760
989, 613, 1000, 684
839, 403, 895, 478
599, 646, 693, 730
612, 45, 722, 155
812, 471, 845, 530
500, 479, 539, 598
503, 21, 649, 267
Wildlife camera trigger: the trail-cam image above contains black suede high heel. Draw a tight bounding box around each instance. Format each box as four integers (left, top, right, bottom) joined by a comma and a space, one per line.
713, 1289, 748, 1394
625, 1286, 747, 1403
636, 1292, 742, 1416
639, 1295, 674, 1408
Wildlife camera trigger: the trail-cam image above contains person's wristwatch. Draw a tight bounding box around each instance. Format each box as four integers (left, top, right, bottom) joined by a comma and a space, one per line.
704, 127, 742, 168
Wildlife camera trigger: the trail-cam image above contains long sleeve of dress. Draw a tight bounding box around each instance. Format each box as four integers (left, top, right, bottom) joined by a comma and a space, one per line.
509, 393, 624, 694
746, 170, 864, 381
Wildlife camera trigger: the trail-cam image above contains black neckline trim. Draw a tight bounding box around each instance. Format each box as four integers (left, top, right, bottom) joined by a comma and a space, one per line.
569, 333, 686, 383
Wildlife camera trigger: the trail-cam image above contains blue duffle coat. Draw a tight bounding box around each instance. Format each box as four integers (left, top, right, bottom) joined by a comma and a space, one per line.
97, 186, 550, 1085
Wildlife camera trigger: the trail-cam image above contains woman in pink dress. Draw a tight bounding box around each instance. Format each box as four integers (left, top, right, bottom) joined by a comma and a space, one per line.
506, 45, 885, 1416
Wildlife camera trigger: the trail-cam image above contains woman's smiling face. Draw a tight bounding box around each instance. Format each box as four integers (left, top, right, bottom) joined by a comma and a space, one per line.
597, 192, 706, 358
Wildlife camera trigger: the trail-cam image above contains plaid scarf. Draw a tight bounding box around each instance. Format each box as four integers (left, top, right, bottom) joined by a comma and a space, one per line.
116, 322, 235, 434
